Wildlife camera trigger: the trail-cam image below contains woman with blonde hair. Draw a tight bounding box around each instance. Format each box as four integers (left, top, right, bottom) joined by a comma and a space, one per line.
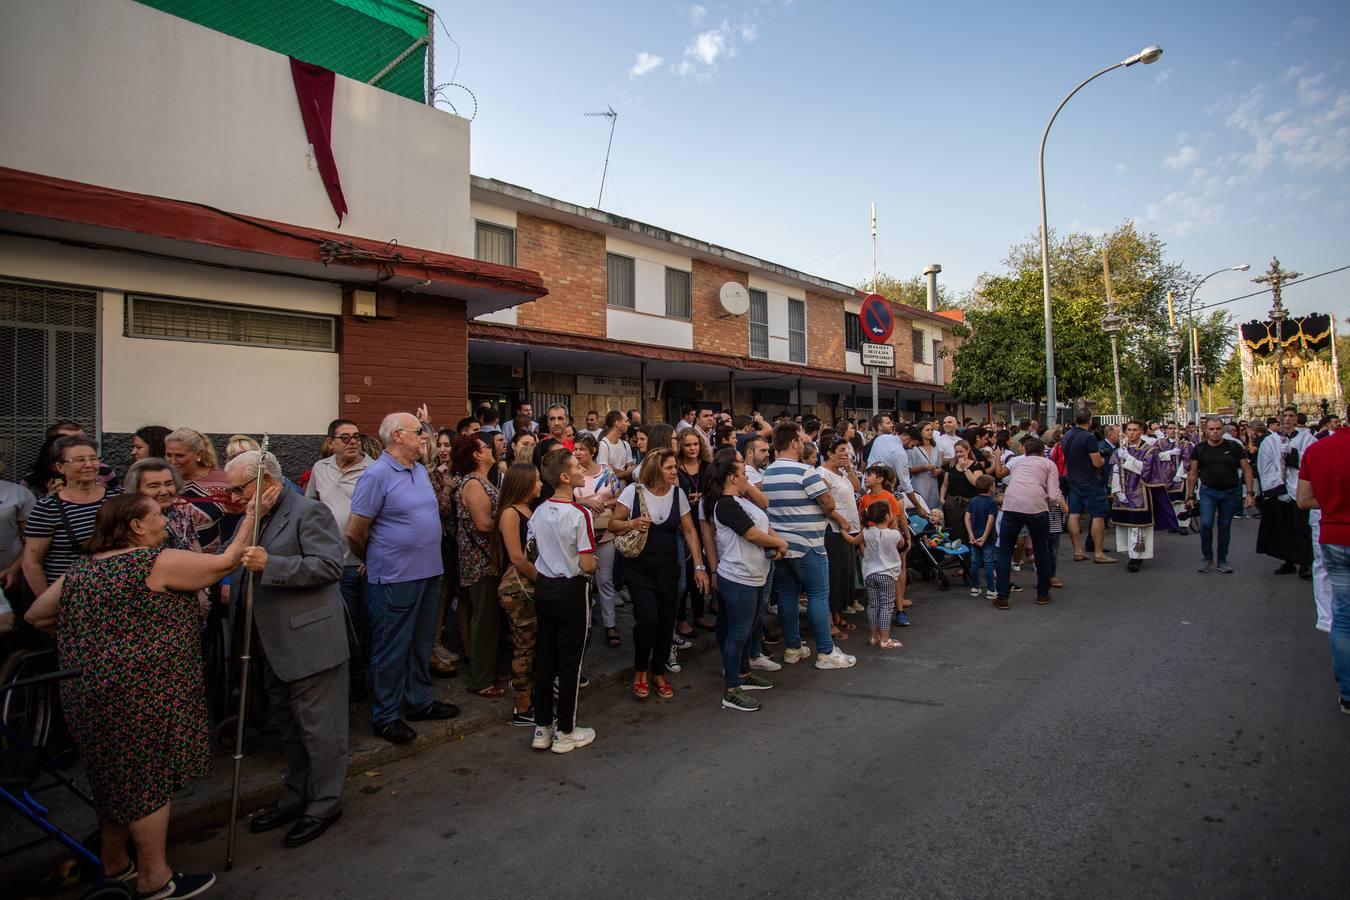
163, 427, 229, 551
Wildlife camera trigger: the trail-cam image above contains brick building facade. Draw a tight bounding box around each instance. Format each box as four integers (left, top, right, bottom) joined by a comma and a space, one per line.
466, 177, 963, 426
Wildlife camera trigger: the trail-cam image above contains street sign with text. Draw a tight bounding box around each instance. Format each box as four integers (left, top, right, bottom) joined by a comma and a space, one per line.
859, 293, 894, 343
860, 341, 895, 369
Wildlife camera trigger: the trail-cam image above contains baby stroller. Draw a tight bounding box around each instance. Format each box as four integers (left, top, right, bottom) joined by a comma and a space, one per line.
906, 513, 970, 592
1, 666, 133, 898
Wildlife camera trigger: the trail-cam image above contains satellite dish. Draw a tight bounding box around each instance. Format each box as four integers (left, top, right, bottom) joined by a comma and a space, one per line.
719, 282, 750, 316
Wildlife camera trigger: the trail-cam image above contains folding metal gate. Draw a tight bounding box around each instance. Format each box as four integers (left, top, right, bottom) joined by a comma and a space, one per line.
0, 279, 99, 479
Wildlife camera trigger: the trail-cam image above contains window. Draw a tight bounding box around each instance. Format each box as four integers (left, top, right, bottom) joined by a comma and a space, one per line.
474, 221, 515, 266
788, 297, 806, 364
911, 327, 926, 364
606, 253, 635, 309
665, 267, 691, 319
126, 295, 335, 351
845, 312, 862, 352
748, 289, 769, 358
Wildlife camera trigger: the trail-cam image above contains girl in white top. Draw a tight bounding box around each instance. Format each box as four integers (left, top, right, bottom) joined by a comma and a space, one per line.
572, 434, 621, 647
861, 501, 907, 649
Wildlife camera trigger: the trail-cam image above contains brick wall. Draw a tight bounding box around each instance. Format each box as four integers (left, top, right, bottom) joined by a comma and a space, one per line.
806, 290, 844, 370
889, 307, 917, 380
338, 291, 469, 433
514, 213, 606, 336
691, 259, 749, 356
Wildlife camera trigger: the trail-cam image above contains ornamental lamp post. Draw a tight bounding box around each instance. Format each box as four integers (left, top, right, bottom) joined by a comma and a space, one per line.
1102, 298, 1125, 416
1038, 44, 1162, 426
1167, 330, 1183, 422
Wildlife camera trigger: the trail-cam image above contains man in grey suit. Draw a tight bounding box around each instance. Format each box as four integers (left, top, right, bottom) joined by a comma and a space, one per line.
226, 450, 349, 849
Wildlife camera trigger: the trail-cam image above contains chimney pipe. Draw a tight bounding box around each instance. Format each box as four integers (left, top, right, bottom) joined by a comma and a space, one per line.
922, 264, 942, 313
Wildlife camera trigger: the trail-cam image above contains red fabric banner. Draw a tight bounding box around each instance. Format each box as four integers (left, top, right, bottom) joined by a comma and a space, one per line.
289, 57, 348, 225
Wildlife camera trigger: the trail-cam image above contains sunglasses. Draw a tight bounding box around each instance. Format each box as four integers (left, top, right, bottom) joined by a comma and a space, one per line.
333, 433, 362, 443
395, 424, 428, 437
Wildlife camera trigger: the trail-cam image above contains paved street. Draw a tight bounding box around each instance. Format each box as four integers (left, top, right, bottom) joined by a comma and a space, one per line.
49, 523, 1350, 898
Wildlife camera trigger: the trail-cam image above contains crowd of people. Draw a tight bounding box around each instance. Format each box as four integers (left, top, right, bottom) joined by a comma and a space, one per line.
0, 400, 1345, 899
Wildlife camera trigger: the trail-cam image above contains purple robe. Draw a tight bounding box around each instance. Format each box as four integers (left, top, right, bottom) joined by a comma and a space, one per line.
1110, 441, 1158, 527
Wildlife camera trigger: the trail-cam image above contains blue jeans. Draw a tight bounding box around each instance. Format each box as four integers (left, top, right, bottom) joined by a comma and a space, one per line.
716, 575, 767, 689
1198, 484, 1243, 563
366, 575, 441, 727
1323, 544, 1350, 701
749, 561, 773, 660
775, 547, 834, 655
996, 510, 1051, 598
969, 543, 994, 591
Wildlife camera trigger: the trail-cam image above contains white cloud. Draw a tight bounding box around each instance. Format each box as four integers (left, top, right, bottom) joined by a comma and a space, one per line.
1287, 15, 1317, 36
690, 4, 707, 23
740, 23, 758, 42
1144, 190, 1224, 238
1164, 145, 1200, 170
1298, 73, 1329, 105
690, 24, 731, 65
630, 51, 663, 76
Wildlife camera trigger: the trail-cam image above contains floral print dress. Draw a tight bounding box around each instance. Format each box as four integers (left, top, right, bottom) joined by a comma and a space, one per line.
58, 546, 210, 824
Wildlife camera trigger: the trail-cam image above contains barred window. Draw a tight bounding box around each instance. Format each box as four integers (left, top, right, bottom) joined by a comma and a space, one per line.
845, 312, 862, 352
665, 267, 691, 319
606, 254, 635, 309
474, 221, 515, 266
749, 289, 769, 359
788, 297, 806, 364
911, 327, 926, 363
126, 295, 335, 352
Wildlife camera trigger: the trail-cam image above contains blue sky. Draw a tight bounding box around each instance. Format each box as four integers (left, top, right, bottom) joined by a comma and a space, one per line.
428, 0, 1349, 328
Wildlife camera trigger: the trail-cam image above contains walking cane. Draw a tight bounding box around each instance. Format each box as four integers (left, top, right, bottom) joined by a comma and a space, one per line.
224, 435, 269, 871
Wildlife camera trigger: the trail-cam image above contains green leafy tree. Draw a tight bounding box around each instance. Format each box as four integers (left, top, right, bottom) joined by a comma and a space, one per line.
1213, 347, 1244, 412
861, 272, 959, 312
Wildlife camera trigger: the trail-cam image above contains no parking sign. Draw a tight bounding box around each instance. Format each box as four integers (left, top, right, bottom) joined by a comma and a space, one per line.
859, 293, 894, 343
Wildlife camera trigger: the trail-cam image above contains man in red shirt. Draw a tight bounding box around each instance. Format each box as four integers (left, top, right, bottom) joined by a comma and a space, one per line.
1297, 425, 1350, 715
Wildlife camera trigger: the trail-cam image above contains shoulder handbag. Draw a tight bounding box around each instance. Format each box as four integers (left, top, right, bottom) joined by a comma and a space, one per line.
614, 486, 649, 559
55, 497, 92, 556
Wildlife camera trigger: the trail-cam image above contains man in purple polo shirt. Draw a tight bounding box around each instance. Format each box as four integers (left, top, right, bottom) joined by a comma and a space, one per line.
347, 411, 459, 744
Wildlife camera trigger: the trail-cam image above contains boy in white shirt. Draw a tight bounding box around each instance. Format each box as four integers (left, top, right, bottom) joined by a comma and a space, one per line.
527, 448, 598, 754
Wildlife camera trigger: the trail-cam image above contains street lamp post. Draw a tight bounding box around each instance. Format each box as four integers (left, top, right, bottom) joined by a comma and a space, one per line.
1167, 330, 1183, 422
1185, 263, 1250, 423
1039, 44, 1162, 426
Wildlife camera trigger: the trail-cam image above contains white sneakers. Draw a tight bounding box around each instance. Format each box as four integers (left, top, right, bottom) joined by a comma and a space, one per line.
531, 725, 553, 750
969, 587, 981, 597
814, 647, 857, 670
749, 654, 782, 671
783, 645, 812, 665
551, 726, 596, 754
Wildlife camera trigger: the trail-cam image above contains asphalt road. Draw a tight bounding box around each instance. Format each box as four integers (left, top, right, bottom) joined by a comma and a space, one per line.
127, 521, 1350, 898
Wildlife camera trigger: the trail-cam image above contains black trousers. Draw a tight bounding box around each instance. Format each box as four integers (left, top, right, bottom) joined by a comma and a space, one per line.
626, 556, 680, 676
824, 530, 854, 614
533, 575, 589, 733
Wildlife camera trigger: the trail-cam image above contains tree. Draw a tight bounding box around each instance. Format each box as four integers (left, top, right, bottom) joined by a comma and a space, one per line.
860, 272, 959, 312
1213, 347, 1244, 412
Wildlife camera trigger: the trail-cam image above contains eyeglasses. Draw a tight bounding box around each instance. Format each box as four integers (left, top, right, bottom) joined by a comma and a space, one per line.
333, 433, 362, 443
226, 484, 250, 498
62, 456, 100, 466
394, 424, 427, 437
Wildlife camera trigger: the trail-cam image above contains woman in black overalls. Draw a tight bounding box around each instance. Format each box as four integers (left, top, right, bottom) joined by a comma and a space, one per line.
610, 449, 709, 701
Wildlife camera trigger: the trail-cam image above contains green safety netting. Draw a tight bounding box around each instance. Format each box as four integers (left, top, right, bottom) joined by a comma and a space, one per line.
136, 0, 432, 103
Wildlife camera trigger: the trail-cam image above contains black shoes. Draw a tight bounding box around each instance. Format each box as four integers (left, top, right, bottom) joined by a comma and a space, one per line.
375, 720, 416, 744
283, 810, 342, 848
1274, 562, 1297, 575
406, 700, 460, 721
1298, 565, 1312, 580
249, 805, 302, 834
1126, 559, 1141, 572
511, 708, 535, 727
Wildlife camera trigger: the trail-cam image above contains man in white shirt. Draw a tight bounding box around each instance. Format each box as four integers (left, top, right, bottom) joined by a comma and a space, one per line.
306, 418, 381, 691
934, 415, 961, 465
743, 435, 770, 485
674, 407, 696, 433
596, 410, 634, 482
867, 428, 938, 521
501, 402, 536, 442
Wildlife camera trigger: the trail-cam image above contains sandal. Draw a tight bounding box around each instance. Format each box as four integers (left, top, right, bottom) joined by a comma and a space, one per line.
1073, 553, 1088, 562
653, 677, 674, 699
901, 598, 913, 609
632, 674, 649, 700
830, 629, 850, 641
472, 685, 505, 698
605, 627, 621, 648
879, 638, 903, 649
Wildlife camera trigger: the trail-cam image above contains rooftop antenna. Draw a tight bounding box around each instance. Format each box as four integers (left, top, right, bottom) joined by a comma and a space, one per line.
583, 105, 618, 208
